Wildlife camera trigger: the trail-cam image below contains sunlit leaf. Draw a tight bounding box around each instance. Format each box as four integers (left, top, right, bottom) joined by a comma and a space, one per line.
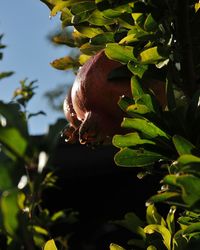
90, 32, 114, 45
146, 204, 166, 226
0, 127, 28, 160
113, 132, 155, 148
127, 103, 150, 114
1, 190, 19, 238
114, 212, 145, 238
74, 26, 104, 38
105, 43, 137, 63
88, 9, 116, 25
177, 154, 200, 166
183, 222, 200, 235
121, 117, 170, 139
139, 46, 167, 64
144, 13, 158, 32
44, 239, 58, 250
128, 61, 148, 78
150, 192, 180, 203
80, 43, 104, 55
50, 56, 77, 70
110, 243, 126, 250
0, 153, 25, 190
144, 224, 171, 250
172, 135, 196, 156
114, 147, 167, 167
131, 75, 144, 98
195, 3, 200, 12
164, 174, 200, 207
118, 95, 134, 112
50, 1, 67, 16
166, 206, 176, 235
147, 246, 157, 250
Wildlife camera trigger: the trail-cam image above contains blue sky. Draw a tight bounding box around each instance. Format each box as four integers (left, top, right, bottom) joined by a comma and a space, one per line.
0, 0, 74, 135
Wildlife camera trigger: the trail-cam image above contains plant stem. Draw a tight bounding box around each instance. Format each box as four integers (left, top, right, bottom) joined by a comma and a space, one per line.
176, 0, 196, 97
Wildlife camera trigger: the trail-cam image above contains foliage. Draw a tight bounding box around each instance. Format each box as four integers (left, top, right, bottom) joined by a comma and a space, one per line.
1, 0, 200, 249
0, 35, 78, 249
112, 204, 200, 250
39, 0, 200, 249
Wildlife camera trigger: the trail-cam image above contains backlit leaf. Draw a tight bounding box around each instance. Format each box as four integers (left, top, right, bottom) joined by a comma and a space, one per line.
44, 239, 58, 250
1, 190, 19, 238
172, 135, 196, 156
139, 46, 167, 64
114, 212, 145, 238
50, 56, 76, 70
74, 26, 104, 38
146, 204, 166, 226
0, 127, 28, 160
110, 243, 126, 250
105, 43, 136, 63
144, 13, 158, 32
164, 174, 200, 207
112, 132, 155, 148
177, 154, 200, 166
121, 117, 170, 139
114, 147, 167, 167
128, 61, 148, 78
144, 225, 171, 250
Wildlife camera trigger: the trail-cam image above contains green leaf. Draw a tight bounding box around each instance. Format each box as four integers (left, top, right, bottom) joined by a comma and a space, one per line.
0, 127, 28, 160
114, 212, 145, 238
113, 132, 155, 148
128, 61, 148, 78
150, 192, 180, 203
80, 42, 104, 55
51, 1, 68, 16
147, 246, 157, 250
183, 222, 200, 235
127, 103, 151, 115
118, 95, 134, 112
0, 101, 28, 137
88, 9, 116, 25
90, 32, 114, 45
177, 154, 200, 166
44, 239, 58, 250
71, 1, 96, 15
146, 204, 166, 226
105, 43, 136, 63
139, 46, 167, 64
1, 190, 19, 238
0, 153, 25, 190
110, 243, 126, 250
0, 71, 14, 80
195, 3, 200, 12
132, 13, 146, 28
144, 13, 158, 32
166, 206, 176, 235
102, 4, 132, 18
121, 117, 170, 140
114, 147, 167, 167
131, 75, 144, 98
50, 56, 76, 70
172, 135, 196, 156
75, 26, 104, 38
164, 175, 200, 207
144, 225, 171, 250
71, 2, 96, 24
